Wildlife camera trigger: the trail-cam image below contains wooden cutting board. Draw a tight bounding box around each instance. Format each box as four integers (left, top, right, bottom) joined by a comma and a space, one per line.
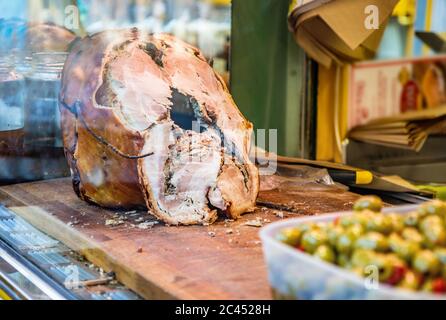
0, 178, 359, 300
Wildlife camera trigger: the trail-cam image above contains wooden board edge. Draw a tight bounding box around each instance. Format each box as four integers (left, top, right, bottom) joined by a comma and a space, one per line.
0, 192, 178, 300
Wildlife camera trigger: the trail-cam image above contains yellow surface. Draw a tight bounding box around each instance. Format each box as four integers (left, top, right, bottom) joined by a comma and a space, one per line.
316, 64, 349, 163
316, 65, 335, 161
393, 0, 416, 25
423, 0, 434, 55
205, 0, 231, 6
356, 171, 374, 185
0, 289, 11, 300
289, 0, 297, 13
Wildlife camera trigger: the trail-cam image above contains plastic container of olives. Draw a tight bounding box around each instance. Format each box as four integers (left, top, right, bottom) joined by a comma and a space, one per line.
260, 205, 446, 300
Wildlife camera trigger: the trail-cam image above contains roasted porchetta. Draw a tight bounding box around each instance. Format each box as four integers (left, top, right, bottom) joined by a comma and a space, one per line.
59, 29, 259, 225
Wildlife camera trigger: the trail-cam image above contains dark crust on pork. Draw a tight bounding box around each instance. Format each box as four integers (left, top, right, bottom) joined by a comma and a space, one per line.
60, 29, 147, 209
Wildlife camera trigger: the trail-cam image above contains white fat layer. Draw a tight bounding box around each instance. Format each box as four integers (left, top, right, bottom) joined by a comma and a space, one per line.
141, 124, 224, 221
208, 186, 226, 211
109, 44, 171, 131
141, 121, 175, 201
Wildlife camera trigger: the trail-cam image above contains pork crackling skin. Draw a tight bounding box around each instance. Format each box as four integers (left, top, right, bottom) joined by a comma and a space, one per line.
59, 29, 259, 225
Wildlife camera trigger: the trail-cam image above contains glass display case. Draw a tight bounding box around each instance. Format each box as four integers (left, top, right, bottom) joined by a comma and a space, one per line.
0, 0, 232, 187
0, 0, 233, 300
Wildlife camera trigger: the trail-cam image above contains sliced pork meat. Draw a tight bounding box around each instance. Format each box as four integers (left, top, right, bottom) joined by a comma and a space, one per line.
60, 29, 259, 225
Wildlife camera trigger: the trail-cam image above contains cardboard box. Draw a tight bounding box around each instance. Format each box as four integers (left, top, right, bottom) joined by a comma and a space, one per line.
348, 55, 446, 129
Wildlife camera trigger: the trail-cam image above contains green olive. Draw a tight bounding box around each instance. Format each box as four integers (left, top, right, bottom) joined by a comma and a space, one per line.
313, 245, 336, 263
418, 200, 446, 217
386, 253, 407, 269
437, 189, 446, 202
346, 224, 365, 239
401, 227, 424, 245
398, 270, 421, 291
369, 254, 406, 283
412, 250, 441, 275
335, 230, 359, 254
404, 212, 422, 227
339, 214, 362, 228
420, 215, 443, 230
387, 213, 405, 233
335, 224, 365, 254
327, 225, 344, 247
337, 253, 351, 268
373, 255, 395, 282
355, 232, 388, 252
388, 232, 402, 245
366, 214, 394, 234
353, 196, 383, 212
339, 215, 354, 228
388, 233, 420, 261
315, 222, 330, 231
420, 216, 446, 247
424, 226, 446, 248
301, 229, 328, 253
351, 251, 394, 281
434, 248, 446, 264
351, 249, 378, 268
296, 223, 316, 233
422, 278, 434, 292
276, 228, 302, 246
